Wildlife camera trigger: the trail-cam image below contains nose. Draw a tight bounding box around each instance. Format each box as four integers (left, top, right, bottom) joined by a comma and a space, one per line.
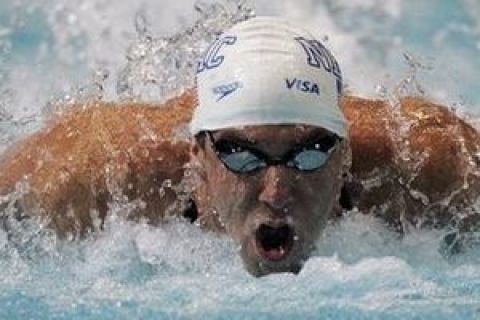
258, 166, 293, 212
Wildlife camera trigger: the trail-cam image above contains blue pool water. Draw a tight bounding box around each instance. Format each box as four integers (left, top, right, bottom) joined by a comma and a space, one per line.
0, 0, 479, 319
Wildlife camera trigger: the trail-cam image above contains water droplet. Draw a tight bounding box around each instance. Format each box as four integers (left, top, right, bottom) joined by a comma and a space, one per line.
163, 179, 172, 188
134, 11, 151, 39
67, 14, 77, 25
375, 84, 388, 98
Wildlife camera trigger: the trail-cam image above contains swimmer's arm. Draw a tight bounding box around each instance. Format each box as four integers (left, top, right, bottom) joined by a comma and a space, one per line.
342, 96, 480, 230
0, 91, 196, 237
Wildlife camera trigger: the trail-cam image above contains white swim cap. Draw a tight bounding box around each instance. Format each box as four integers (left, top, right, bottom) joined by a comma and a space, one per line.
190, 16, 347, 137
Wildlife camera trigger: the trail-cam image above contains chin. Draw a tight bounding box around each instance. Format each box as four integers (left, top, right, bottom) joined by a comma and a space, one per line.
245, 258, 305, 277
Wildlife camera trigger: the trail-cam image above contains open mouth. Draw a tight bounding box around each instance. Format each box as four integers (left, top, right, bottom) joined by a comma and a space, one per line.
255, 224, 295, 261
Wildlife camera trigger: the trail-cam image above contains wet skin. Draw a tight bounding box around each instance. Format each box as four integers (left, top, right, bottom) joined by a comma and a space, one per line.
1, 94, 477, 276
192, 125, 349, 276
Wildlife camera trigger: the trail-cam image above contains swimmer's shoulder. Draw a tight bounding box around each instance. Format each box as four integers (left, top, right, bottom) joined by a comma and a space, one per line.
0, 90, 197, 236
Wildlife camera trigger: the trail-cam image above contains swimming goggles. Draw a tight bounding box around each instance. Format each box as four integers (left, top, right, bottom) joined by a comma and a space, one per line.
206, 131, 341, 173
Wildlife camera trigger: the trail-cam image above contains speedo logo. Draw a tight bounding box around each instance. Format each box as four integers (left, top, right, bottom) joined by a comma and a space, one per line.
286, 78, 320, 96
213, 81, 243, 101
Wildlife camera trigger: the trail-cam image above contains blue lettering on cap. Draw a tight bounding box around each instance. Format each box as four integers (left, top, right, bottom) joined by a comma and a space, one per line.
197, 35, 237, 74
286, 78, 321, 96
295, 37, 343, 95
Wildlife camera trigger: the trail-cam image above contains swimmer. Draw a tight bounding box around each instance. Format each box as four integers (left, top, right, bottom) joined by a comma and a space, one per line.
0, 17, 479, 276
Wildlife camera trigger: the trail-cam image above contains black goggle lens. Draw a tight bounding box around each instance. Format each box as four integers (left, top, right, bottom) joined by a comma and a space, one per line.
221, 150, 267, 172
210, 133, 339, 173
291, 149, 331, 171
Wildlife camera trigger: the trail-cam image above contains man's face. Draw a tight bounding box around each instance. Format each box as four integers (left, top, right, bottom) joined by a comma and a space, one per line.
192, 125, 346, 276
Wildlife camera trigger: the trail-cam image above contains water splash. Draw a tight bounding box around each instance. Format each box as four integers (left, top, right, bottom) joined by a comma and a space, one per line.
392, 53, 433, 100
373, 52, 434, 109
358, 49, 480, 238
116, 0, 255, 102
42, 68, 111, 117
